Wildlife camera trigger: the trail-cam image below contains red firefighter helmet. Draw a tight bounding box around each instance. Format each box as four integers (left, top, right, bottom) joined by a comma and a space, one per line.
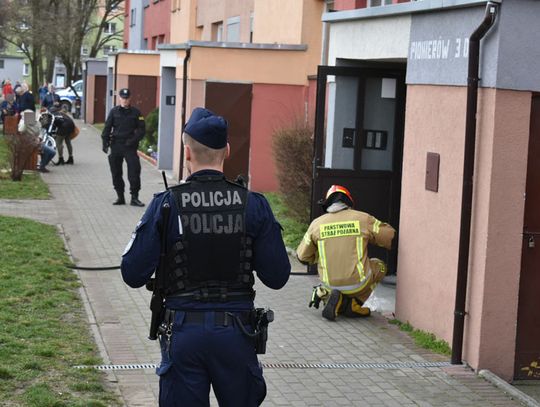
320, 184, 354, 211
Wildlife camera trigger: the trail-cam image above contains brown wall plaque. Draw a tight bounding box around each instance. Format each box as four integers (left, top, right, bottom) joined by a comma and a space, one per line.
426, 152, 440, 192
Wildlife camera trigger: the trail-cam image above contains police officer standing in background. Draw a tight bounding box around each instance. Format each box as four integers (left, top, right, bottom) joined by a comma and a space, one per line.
121, 107, 291, 406
101, 88, 146, 207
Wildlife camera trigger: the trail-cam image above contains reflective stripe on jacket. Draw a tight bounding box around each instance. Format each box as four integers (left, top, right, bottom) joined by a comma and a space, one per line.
296, 208, 395, 293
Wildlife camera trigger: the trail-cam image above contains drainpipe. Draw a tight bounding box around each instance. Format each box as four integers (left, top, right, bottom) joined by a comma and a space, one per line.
451, 1, 500, 365
113, 53, 119, 107
178, 46, 191, 180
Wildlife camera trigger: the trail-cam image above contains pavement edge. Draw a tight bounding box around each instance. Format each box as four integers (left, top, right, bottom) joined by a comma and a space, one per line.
479, 369, 540, 407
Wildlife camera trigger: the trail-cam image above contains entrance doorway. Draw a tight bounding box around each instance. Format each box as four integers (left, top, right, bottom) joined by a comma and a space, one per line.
312, 65, 406, 273
514, 95, 540, 380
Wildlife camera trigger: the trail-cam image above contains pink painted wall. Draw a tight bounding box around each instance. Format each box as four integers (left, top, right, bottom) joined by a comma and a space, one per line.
466, 88, 530, 380
249, 83, 311, 192
397, 85, 531, 380
85, 75, 96, 124
144, 0, 171, 49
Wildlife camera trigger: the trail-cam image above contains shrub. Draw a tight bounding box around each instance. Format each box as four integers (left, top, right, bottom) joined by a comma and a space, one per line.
272, 121, 313, 224
140, 107, 159, 157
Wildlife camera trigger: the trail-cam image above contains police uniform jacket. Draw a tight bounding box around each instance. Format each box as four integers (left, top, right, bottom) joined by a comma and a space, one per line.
121, 169, 291, 310
101, 105, 145, 148
296, 208, 395, 294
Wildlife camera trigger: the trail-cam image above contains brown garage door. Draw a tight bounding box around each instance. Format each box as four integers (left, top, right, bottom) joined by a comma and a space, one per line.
205, 82, 252, 182
93, 75, 107, 123
127, 75, 158, 117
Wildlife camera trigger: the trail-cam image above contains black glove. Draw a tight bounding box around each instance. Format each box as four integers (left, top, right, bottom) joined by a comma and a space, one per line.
102, 144, 109, 154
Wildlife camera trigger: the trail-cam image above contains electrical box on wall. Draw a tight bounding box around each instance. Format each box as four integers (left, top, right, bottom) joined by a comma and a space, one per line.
342, 128, 355, 148
425, 152, 440, 192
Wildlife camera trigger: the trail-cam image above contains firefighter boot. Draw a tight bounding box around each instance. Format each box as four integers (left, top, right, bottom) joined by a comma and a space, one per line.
130, 193, 145, 207
321, 290, 343, 321
66, 156, 74, 165
113, 191, 125, 205
54, 157, 65, 166
343, 298, 371, 318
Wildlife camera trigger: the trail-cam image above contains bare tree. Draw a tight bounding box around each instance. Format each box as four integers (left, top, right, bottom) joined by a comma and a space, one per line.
0, 0, 50, 99
89, 0, 125, 58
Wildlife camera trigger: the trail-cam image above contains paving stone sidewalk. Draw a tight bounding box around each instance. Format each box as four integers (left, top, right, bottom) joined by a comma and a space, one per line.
0, 122, 528, 406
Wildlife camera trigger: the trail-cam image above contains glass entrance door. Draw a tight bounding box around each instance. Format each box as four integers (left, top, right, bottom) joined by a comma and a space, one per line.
312, 65, 406, 273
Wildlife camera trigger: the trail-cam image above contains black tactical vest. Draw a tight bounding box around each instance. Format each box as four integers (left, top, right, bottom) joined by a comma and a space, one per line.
165, 174, 255, 301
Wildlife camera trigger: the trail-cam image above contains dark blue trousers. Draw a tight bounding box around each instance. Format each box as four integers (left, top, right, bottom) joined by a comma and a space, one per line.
157, 311, 266, 406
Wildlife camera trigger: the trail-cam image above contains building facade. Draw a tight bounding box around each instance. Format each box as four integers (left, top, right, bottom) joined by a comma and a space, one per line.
320, 0, 540, 381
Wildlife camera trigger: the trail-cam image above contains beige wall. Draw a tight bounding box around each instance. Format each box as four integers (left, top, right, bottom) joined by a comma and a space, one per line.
189, 47, 311, 85
253, 0, 303, 44
117, 54, 161, 76
85, 75, 96, 124
397, 85, 531, 380
171, 0, 198, 43
195, 0, 254, 42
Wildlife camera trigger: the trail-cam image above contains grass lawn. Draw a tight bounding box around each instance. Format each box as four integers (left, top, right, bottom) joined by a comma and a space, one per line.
0, 215, 120, 406
0, 136, 49, 200
264, 192, 308, 249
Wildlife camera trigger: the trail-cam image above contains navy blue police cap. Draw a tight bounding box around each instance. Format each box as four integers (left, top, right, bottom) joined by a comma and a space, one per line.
119, 88, 130, 98
184, 107, 228, 149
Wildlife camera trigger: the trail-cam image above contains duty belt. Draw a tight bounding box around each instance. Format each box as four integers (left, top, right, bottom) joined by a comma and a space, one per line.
181, 310, 252, 326
168, 289, 255, 302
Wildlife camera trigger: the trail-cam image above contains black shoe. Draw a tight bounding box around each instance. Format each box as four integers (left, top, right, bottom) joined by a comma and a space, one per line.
54, 157, 65, 166
38, 167, 50, 173
113, 193, 125, 205
322, 290, 343, 321
130, 197, 145, 207
66, 156, 74, 165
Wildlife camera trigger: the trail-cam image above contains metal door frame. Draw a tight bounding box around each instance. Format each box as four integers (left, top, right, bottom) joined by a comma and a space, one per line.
311, 64, 406, 272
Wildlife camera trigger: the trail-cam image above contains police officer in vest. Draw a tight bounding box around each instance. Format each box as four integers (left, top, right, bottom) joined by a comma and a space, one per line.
121, 107, 291, 406
101, 88, 146, 207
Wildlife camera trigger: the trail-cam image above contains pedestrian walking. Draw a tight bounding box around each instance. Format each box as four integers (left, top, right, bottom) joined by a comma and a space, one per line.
296, 185, 396, 320
101, 88, 145, 206
121, 107, 291, 406
42, 84, 60, 110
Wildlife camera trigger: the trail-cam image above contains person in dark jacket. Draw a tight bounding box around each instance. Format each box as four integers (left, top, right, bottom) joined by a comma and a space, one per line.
16, 83, 35, 112
121, 107, 291, 406
101, 88, 146, 206
41, 84, 60, 110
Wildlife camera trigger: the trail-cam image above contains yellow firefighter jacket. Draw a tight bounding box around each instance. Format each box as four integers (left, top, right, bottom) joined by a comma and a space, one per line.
296, 208, 395, 294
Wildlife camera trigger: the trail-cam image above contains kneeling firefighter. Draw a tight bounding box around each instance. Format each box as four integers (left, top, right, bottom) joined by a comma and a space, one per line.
121, 107, 291, 407
296, 185, 395, 321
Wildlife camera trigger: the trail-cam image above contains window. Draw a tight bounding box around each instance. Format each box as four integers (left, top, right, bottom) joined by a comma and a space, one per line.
81, 46, 89, 56
103, 45, 118, 54
17, 43, 26, 53
211, 21, 223, 42
130, 9, 136, 26
0, 59, 4, 69
19, 19, 29, 30
0, 38, 5, 51
368, 0, 392, 6
23, 63, 29, 76
226, 16, 240, 42
105, 22, 117, 34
